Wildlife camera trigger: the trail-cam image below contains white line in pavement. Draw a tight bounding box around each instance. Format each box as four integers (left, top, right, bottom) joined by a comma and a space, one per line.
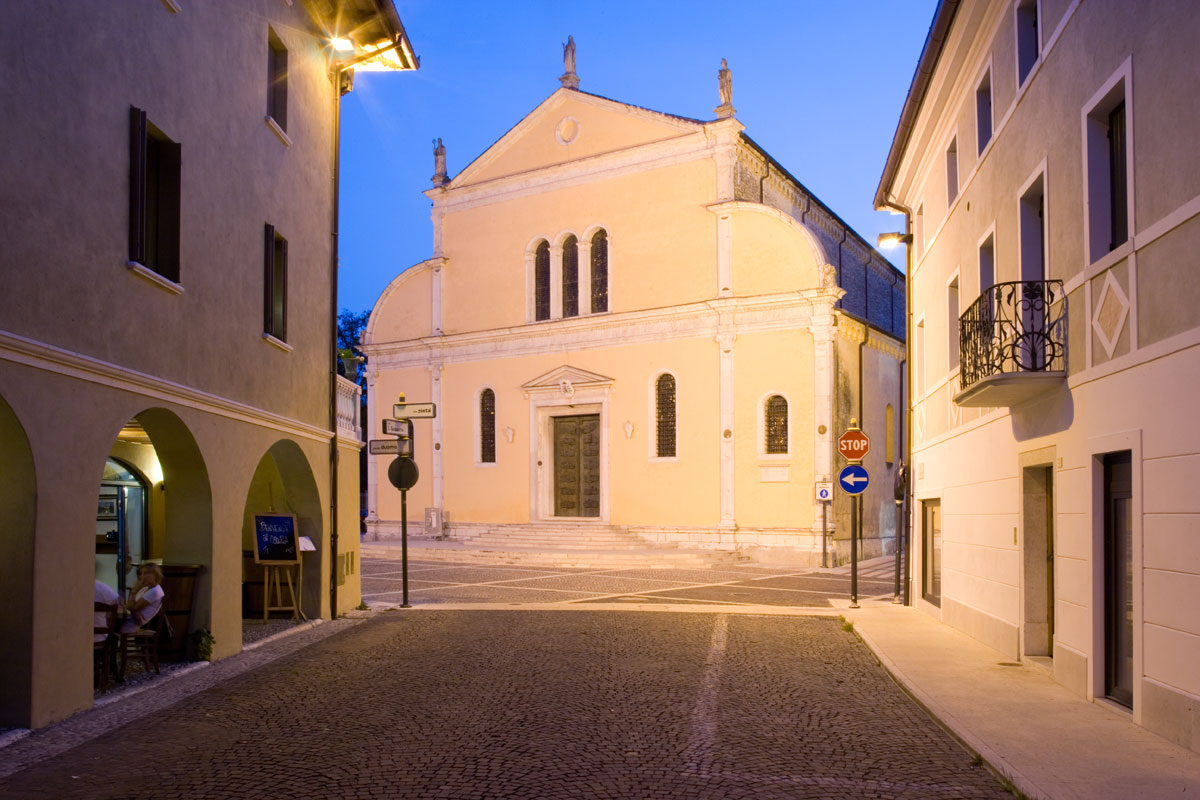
682, 614, 728, 778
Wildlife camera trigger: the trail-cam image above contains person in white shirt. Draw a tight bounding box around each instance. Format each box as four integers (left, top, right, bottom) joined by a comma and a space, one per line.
120, 563, 164, 632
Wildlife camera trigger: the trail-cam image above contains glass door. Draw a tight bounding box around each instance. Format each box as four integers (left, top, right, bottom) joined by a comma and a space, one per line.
1104, 451, 1133, 707
922, 499, 942, 606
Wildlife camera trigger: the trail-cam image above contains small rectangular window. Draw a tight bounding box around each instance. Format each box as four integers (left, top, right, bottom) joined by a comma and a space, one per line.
267, 28, 288, 132
976, 70, 993, 155
916, 320, 926, 398
915, 204, 924, 259
264, 224, 287, 341
129, 107, 181, 283
1084, 74, 1129, 262
946, 138, 959, 205
947, 276, 960, 371
1016, 0, 1040, 86
979, 234, 995, 294
1020, 174, 1046, 282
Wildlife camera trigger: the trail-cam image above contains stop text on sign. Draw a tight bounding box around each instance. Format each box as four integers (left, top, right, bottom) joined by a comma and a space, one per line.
838, 429, 871, 461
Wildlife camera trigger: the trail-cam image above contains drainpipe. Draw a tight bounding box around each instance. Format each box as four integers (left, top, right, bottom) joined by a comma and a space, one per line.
328, 72, 346, 619
880, 197, 913, 605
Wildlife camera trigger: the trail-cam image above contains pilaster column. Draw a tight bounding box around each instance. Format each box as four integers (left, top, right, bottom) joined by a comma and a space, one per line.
811, 297, 837, 535
430, 257, 445, 335
364, 366, 380, 539
716, 330, 736, 529
549, 244, 563, 320
429, 363, 444, 516
579, 238, 592, 316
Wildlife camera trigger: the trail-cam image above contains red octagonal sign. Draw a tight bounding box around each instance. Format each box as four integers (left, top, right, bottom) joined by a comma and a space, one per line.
838, 429, 870, 462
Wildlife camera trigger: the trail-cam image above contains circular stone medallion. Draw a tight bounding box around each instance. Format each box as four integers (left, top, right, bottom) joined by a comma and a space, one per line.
555, 116, 580, 145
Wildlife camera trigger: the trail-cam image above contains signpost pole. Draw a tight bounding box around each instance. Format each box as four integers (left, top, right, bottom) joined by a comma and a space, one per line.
400, 487, 410, 608
821, 501, 828, 569
850, 495, 859, 608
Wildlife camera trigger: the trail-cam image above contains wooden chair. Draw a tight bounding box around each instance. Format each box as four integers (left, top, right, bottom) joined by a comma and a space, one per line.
93, 601, 116, 691
118, 598, 170, 679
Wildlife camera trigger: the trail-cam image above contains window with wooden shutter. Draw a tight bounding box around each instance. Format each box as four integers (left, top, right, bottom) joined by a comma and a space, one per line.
590, 229, 608, 313
480, 389, 496, 463
264, 224, 287, 341
562, 235, 579, 317
129, 106, 181, 283
655, 374, 676, 458
765, 395, 788, 454
534, 240, 550, 321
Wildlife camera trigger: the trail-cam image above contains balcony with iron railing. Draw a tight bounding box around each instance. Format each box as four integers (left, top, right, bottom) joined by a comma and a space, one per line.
954, 279, 1067, 407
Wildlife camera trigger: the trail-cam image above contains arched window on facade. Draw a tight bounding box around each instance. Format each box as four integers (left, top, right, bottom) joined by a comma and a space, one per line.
562, 235, 579, 317
590, 229, 608, 313
885, 404, 895, 465
655, 373, 676, 458
479, 388, 496, 463
534, 240, 550, 321
765, 394, 788, 454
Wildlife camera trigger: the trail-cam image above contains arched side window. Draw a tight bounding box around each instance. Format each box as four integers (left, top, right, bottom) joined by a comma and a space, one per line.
765, 395, 788, 454
534, 240, 550, 321
885, 404, 895, 465
479, 388, 496, 464
562, 235, 579, 318
590, 229, 608, 313
655, 374, 676, 458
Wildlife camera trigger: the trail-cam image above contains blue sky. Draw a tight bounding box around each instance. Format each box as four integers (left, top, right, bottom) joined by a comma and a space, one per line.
337, 0, 938, 315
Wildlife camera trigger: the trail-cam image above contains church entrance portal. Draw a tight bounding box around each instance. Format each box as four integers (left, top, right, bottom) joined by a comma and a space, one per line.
553, 414, 600, 517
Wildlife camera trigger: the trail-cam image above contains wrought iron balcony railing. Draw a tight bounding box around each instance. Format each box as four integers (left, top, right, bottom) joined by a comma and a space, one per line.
956, 279, 1067, 406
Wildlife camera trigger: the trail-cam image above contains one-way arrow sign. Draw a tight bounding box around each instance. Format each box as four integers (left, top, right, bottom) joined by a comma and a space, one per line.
838, 464, 870, 495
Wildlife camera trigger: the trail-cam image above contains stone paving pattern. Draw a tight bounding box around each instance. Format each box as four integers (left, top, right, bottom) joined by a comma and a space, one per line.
0, 611, 1009, 799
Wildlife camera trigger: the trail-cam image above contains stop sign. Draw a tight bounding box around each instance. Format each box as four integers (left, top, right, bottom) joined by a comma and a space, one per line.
838, 428, 870, 462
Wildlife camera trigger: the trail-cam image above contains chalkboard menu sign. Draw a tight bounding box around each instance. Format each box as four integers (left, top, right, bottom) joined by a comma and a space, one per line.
253, 514, 300, 564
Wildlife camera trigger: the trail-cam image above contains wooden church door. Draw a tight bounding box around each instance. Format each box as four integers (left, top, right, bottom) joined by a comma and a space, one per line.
553, 415, 600, 517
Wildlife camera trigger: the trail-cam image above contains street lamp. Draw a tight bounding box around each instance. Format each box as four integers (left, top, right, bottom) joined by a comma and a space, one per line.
877, 232, 914, 250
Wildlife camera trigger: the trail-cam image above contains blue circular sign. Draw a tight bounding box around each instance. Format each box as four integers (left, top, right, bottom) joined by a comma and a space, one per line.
839, 464, 870, 495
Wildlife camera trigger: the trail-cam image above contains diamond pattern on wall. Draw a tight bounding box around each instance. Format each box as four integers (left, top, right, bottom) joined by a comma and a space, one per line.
1092, 271, 1129, 360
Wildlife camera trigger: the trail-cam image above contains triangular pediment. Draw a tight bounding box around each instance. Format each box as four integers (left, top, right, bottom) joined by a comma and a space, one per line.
449, 89, 704, 188
521, 364, 615, 392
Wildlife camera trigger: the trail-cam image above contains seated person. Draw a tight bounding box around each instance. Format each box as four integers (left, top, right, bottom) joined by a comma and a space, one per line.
94, 580, 121, 642
120, 563, 164, 633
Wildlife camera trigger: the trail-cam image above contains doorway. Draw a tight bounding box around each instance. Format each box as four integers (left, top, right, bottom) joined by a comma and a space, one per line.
922, 499, 942, 606
1022, 466, 1055, 658
553, 414, 600, 517
1103, 451, 1133, 707
96, 458, 148, 596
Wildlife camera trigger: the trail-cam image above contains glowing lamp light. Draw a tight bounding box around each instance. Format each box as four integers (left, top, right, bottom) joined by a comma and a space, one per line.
331, 38, 355, 52
876, 232, 913, 250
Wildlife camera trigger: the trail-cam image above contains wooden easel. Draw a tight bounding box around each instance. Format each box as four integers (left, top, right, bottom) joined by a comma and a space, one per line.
262, 563, 305, 621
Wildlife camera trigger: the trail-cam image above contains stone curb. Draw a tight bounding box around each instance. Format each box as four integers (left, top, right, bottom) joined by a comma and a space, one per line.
846, 613, 1040, 800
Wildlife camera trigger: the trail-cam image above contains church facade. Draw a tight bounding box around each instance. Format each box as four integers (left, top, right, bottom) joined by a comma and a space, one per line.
363, 58, 904, 561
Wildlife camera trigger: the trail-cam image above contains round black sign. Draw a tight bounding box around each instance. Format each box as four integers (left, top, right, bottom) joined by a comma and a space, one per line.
388, 456, 419, 491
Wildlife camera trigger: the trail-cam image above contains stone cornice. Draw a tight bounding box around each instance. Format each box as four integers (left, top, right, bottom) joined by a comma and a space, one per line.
834, 312, 905, 358
362, 291, 840, 369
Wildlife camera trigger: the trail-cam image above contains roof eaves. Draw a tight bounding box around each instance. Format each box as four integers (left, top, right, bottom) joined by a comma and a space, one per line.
873, 0, 961, 210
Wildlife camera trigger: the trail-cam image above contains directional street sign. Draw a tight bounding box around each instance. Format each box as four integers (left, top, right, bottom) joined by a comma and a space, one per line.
838, 428, 871, 462
368, 439, 400, 455
382, 418, 413, 436
815, 482, 834, 502
838, 464, 870, 495
393, 402, 436, 419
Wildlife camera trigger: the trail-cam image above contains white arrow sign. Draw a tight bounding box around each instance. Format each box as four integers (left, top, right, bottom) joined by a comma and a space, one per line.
841, 474, 868, 487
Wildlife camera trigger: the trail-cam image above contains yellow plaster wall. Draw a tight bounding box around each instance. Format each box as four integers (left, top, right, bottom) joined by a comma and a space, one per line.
371, 266, 433, 343
464, 94, 697, 185
731, 210, 821, 296
372, 366, 435, 522
441, 157, 717, 333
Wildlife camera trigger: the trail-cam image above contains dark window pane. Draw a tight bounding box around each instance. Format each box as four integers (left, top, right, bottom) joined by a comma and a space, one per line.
590, 229, 608, 313
562, 235, 578, 317
268, 28, 287, 130
480, 389, 496, 463
1108, 101, 1127, 250
656, 374, 676, 458
765, 395, 788, 454
535, 241, 550, 320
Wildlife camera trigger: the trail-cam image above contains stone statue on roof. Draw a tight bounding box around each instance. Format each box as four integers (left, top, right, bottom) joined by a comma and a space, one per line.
560, 35, 580, 89
714, 58, 736, 119
431, 138, 447, 188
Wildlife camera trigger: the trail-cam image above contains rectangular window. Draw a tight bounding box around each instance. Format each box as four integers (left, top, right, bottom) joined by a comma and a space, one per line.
915, 204, 924, 259
267, 28, 288, 131
915, 319, 926, 398
946, 138, 959, 205
979, 233, 995, 294
1020, 174, 1047, 283
129, 107, 181, 283
976, 70, 993, 155
1103, 450, 1133, 708
264, 224, 287, 341
1084, 72, 1129, 262
1016, 0, 1040, 86
947, 275, 960, 371
922, 499, 942, 606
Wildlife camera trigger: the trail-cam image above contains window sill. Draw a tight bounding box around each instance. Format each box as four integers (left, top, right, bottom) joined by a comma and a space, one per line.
126, 261, 183, 294
649, 456, 679, 464
262, 333, 293, 352
474, 462, 499, 469
757, 454, 791, 464
265, 116, 292, 148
